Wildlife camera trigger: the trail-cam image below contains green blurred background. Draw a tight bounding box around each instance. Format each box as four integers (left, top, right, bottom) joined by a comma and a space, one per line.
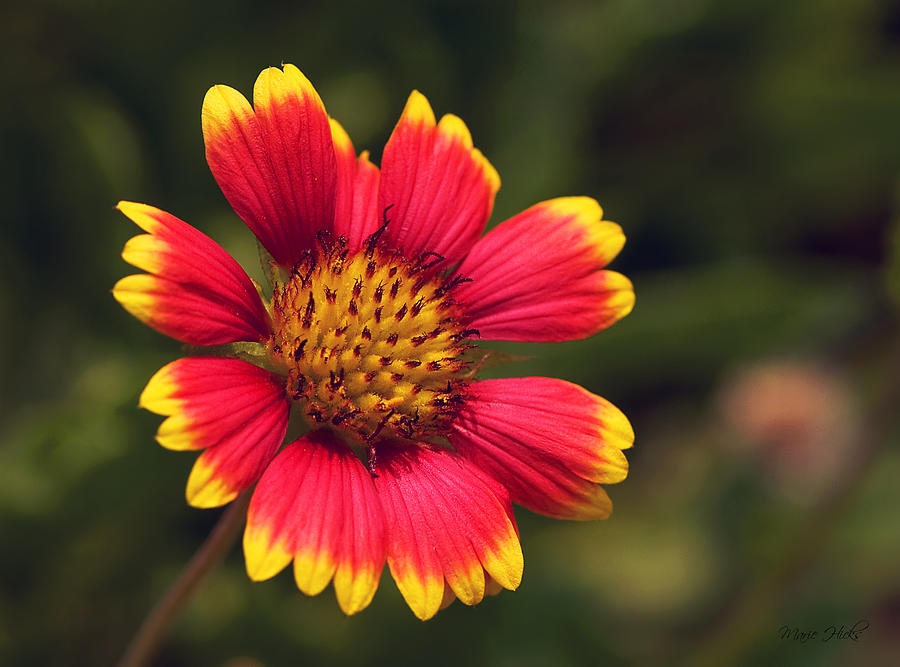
2, 0, 900, 665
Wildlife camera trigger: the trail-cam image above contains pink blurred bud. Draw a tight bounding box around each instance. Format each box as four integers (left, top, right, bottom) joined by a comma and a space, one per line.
717, 360, 857, 501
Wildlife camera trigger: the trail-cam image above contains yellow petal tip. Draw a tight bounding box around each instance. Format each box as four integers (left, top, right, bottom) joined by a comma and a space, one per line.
186, 457, 236, 508
402, 90, 436, 127
244, 524, 293, 581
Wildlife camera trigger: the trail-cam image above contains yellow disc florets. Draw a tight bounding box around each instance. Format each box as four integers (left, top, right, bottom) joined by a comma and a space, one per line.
268, 231, 477, 445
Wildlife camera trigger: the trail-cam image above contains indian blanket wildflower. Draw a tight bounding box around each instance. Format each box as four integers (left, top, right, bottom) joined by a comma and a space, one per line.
114, 64, 635, 620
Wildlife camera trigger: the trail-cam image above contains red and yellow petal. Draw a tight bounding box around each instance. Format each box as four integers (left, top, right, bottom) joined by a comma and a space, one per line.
202, 64, 336, 267
378, 91, 500, 266
140, 357, 290, 508
450, 377, 633, 521
331, 118, 356, 242
329, 118, 381, 253
113, 202, 271, 345
454, 197, 634, 342
373, 442, 523, 620
243, 430, 385, 615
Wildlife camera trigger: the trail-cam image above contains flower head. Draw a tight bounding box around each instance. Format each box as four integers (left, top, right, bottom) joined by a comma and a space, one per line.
114, 64, 635, 619
717, 360, 856, 502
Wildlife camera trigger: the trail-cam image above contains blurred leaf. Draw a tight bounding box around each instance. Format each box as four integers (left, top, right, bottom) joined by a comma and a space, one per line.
886, 188, 900, 310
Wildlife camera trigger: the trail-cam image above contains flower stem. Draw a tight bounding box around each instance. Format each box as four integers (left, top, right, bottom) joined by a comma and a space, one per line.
118, 492, 250, 667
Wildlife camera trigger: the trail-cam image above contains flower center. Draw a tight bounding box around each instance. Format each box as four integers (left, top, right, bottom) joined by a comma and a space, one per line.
268, 232, 476, 445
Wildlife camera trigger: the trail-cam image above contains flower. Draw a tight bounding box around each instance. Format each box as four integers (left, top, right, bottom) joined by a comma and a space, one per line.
113, 64, 635, 620
716, 360, 857, 502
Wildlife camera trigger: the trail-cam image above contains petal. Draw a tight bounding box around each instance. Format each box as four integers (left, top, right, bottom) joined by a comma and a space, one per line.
373, 442, 523, 620
243, 430, 385, 615
139, 357, 290, 508
202, 64, 336, 267
113, 202, 271, 345
439, 585, 457, 610
485, 575, 504, 596
329, 118, 381, 254
378, 91, 500, 265
450, 377, 633, 520
454, 197, 635, 342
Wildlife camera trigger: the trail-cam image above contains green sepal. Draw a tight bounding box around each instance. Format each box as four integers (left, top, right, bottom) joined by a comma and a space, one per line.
258, 240, 289, 292
181, 341, 284, 375
460, 346, 533, 378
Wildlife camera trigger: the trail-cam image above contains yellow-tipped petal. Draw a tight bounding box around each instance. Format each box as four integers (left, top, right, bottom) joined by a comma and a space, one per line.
186, 456, 238, 508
